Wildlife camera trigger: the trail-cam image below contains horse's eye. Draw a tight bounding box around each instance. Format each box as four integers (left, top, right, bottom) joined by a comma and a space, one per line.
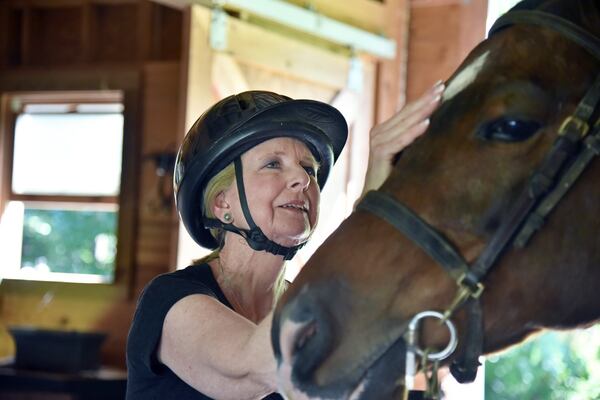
478, 117, 541, 142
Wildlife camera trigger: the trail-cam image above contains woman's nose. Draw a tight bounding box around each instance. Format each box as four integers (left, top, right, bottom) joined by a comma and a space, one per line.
288, 166, 311, 191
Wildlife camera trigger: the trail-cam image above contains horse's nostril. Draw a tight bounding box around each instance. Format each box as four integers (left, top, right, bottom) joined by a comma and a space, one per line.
278, 292, 334, 382
279, 317, 317, 364
294, 320, 317, 354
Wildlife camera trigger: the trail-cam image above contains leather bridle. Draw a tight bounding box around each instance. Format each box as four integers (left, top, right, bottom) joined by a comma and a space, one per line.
356, 8, 600, 391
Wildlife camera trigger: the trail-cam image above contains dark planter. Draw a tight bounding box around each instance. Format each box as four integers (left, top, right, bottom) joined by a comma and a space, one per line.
9, 326, 107, 373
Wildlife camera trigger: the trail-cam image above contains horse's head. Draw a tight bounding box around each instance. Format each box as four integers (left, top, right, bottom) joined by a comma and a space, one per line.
272, 1, 600, 399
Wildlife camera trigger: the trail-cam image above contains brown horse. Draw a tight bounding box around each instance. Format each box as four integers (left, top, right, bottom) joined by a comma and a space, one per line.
272, 0, 600, 399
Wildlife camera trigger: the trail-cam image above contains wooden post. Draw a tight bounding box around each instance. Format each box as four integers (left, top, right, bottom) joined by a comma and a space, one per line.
172, 4, 216, 269
375, 0, 410, 124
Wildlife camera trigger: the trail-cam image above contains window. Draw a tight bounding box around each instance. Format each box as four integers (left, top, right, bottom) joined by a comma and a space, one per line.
0, 91, 125, 284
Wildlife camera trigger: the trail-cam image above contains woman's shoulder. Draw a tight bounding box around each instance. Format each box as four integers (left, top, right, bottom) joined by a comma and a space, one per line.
150, 263, 213, 285
139, 263, 218, 303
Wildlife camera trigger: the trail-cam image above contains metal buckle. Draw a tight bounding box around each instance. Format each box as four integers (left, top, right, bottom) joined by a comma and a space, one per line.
443, 274, 484, 320
558, 115, 590, 137
457, 273, 485, 298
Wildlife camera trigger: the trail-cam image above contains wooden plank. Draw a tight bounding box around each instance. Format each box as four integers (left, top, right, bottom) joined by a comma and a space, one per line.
180, 5, 215, 132
412, 0, 463, 7
7, 90, 122, 104
0, 4, 8, 68
154, 0, 387, 35
137, 0, 153, 61
20, 5, 30, 66
236, 62, 336, 103
226, 13, 349, 90
0, 96, 15, 220
458, 0, 487, 58
406, 1, 486, 101
9, 0, 139, 7
11, 194, 119, 203
284, 0, 386, 35
375, 0, 409, 123
211, 53, 249, 98
81, 0, 93, 62
348, 59, 376, 205
174, 5, 215, 269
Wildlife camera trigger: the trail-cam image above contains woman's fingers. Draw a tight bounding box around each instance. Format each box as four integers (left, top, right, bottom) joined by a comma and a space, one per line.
372, 81, 444, 137
362, 81, 444, 195
371, 118, 430, 163
372, 96, 439, 148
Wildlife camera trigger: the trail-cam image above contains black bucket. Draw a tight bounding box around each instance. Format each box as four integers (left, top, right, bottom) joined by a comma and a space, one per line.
9, 326, 107, 372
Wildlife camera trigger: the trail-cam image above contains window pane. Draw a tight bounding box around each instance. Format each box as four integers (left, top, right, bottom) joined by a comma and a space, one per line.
12, 113, 124, 196
20, 207, 117, 281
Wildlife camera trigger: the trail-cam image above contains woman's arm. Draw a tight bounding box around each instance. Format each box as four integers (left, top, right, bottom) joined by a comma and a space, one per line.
158, 294, 276, 400
361, 81, 445, 198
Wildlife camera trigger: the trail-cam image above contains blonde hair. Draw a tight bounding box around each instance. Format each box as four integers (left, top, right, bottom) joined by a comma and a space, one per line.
202, 162, 236, 243
192, 161, 288, 304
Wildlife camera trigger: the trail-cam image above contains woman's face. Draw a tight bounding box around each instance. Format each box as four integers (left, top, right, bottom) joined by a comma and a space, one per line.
221, 137, 321, 248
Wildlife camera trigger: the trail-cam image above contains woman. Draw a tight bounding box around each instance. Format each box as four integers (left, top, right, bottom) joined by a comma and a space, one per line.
126, 85, 444, 399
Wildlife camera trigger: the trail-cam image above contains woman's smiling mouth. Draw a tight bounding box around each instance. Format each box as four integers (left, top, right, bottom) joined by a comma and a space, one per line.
279, 201, 309, 213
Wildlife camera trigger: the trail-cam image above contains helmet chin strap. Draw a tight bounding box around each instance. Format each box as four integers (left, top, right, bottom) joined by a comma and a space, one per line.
204, 157, 306, 260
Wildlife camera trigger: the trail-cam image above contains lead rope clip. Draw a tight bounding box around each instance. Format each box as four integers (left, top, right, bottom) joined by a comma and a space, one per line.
404, 311, 459, 398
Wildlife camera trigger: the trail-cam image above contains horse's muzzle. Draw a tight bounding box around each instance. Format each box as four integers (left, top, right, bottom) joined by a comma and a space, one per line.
273, 284, 410, 399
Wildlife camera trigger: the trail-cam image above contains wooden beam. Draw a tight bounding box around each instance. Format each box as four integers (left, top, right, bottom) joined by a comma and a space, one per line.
81, 0, 93, 62
411, 0, 464, 8
137, 0, 153, 61
20, 6, 31, 66
154, 0, 387, 35
0, 3, 8, 69
0, 96, 15, 222
174, 5, 216, 268
347, 58, 376, 207
285, 0, 386, 35
330, 88, 360, 127
211, 53, 249, 99
9, 0, 140, 7
225, 13, 350, 89
180, 5, 215, 132
375, 0, 410, 124
458, 0, 488, 57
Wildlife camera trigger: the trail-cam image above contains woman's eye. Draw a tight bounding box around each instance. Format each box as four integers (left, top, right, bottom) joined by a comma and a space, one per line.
265, 160, 280, 169
478, 117, 541, 142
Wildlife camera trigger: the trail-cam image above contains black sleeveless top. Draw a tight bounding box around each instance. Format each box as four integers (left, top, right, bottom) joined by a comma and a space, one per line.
126, 263, 283, 399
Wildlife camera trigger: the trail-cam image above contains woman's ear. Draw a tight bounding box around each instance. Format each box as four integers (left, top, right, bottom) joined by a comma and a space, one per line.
212, 191, 232, 223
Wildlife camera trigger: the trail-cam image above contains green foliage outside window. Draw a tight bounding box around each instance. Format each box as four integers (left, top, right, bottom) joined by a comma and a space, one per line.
21, 208, 117, 279
485, 324, 600, 399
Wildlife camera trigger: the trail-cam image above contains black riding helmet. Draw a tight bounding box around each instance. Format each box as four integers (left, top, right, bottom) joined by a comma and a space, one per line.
174, 90, 348, 258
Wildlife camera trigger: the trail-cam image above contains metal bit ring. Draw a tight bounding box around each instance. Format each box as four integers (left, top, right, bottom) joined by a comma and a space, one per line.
406, 310, 458, 361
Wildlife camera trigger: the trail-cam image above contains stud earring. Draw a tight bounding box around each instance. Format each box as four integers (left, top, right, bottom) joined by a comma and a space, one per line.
223, 213, 232, 223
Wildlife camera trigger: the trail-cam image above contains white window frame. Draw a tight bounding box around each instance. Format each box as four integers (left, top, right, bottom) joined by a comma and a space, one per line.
0, 91, 126, 284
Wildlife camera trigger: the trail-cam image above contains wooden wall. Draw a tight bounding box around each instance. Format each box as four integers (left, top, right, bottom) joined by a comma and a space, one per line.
0, 0, 489, 369
0, 0, 182, 368
406, 0, 488, 101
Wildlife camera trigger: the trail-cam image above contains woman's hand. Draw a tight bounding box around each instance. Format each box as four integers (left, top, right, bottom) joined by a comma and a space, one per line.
362, 81, 444, 196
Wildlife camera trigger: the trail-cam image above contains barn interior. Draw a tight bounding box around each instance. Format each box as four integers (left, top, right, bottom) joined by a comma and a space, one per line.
4, 0, 581, 398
